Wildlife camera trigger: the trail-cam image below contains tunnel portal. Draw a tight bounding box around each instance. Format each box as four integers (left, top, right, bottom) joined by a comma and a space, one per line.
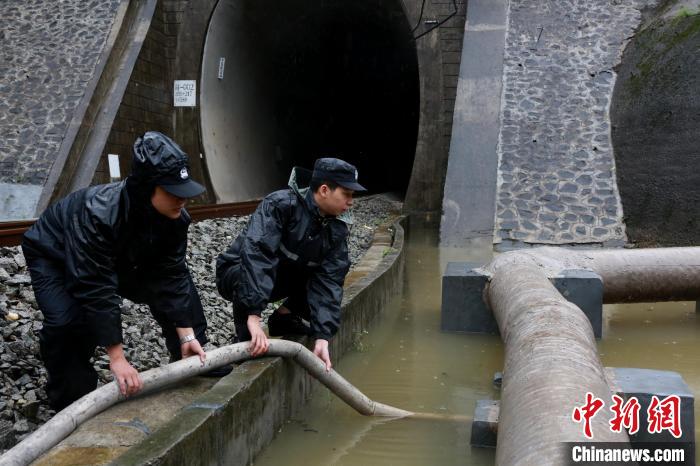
200, 0, 419, 202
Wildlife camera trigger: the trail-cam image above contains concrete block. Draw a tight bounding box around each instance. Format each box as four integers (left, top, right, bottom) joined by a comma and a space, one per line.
607, 367, 695, 454
551, 269, 603, 338
441, 262, 498, 334
0, 183, 42, 220
470, 399, 499, 448
441, 264, 603, 337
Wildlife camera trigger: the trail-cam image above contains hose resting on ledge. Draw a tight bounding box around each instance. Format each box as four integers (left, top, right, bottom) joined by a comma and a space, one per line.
0, 340, 413, 466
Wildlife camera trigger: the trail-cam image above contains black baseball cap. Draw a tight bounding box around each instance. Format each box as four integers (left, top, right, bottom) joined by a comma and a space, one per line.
132, 131, 206, 198
312, 158, 366, 192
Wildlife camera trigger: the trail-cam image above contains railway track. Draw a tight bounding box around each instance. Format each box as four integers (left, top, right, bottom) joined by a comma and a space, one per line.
0, 200, 260, 247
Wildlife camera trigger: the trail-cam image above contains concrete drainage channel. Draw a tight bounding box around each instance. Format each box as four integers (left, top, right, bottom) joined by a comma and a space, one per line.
8, 217, 406, 466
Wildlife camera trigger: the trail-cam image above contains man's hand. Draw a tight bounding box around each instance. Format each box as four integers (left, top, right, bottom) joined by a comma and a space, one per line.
106, 343, 143, 397
313, 339, 332, 371
247, 315, 269, 357
176, 327, 206, 365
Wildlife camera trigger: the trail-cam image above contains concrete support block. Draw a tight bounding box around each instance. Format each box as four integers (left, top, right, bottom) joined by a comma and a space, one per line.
607, 367, 695, 460
470, 400, 499, 448
551, 269, 603, 338
441, 263, 603, 337
441, 262, 497, 334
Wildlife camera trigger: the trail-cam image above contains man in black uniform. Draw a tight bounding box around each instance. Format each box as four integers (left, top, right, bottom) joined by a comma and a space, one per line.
216, 158, 365, 370
22, 131, 215, 410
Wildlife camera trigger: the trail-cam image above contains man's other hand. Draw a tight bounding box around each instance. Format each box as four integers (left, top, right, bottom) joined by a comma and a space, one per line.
313, 339, 332, 371
107, 344, 143, 397
181, 339, 207, 365
176, 327, 206, 365
247, 315, 269, 356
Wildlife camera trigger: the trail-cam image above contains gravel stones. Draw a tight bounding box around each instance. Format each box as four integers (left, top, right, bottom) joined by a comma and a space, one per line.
494, 0, 661, 248
0, 195, 400, 454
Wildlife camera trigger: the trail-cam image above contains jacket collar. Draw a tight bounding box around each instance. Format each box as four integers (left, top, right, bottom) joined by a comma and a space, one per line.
288, 167, 353, 225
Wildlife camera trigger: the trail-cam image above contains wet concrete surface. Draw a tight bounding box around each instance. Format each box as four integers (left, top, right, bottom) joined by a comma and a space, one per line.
32, 377, 217, 465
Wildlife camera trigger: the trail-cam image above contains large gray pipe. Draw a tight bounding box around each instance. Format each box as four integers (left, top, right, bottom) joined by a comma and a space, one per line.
482, 247, 700, 466
0, 340, 412, 466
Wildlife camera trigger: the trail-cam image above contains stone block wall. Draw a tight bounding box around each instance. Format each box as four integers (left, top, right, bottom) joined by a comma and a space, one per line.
436, 0, 468, 142
0, 0, 121, 219
493, 0, 660, 248
404, 0, 467, 214
94, 0, 186, 183
0, 0, 121, 186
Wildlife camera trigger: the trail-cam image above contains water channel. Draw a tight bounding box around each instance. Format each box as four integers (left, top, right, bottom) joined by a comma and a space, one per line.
255, 222, 699, 465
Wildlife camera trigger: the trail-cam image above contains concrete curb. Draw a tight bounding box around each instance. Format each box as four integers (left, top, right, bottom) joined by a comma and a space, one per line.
107, 217, 407, 465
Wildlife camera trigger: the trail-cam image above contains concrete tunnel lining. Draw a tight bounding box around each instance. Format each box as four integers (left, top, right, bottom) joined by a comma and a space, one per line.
200, 0, 420, 202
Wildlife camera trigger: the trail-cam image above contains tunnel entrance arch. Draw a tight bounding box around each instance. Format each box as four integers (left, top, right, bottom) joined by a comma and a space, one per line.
200, 0, 419, 202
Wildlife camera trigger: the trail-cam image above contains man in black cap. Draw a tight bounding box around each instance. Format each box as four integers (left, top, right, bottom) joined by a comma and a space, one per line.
22, 131, 220, 411
216, 158, 366, 370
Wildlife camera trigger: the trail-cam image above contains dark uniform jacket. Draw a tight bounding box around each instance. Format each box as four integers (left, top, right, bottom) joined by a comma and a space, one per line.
216, 167, 351, 340
22, 180, 194, 347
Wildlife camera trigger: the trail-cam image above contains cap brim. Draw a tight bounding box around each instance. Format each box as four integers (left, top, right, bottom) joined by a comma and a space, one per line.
336, 180, 367, 192
161, 180, 206, 198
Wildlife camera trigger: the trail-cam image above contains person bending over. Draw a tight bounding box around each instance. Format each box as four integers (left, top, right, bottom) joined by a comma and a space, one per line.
22, 131, 224, 410
216, 158, 366, 370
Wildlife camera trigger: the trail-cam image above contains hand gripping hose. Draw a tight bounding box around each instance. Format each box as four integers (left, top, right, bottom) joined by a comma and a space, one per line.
0, 340, 414, 466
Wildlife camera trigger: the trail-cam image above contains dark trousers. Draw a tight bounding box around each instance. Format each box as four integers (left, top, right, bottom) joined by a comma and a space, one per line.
26, 255, 207, 411
232, 263, 311, 340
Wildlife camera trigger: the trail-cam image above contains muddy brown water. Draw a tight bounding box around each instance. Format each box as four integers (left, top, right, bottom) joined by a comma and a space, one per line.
601, 301, 699, 456
254, 224, 699, 465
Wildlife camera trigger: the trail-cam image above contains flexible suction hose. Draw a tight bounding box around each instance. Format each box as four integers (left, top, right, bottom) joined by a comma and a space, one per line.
0, 340, 413, 466
482, 246, 700, 466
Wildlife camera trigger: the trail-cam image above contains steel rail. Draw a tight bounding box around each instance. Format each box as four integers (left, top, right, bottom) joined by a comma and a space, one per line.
0, 200, 260, 247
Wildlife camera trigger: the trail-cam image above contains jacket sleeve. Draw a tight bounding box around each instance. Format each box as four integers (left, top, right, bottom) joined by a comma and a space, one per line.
307, 230, 350, 340
216, 196, 287, 315
63, 207, 122, 348
148, 232, 193, 328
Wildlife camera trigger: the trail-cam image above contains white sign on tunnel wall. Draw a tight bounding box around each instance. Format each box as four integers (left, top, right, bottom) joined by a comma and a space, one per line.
174, 80, 196, 107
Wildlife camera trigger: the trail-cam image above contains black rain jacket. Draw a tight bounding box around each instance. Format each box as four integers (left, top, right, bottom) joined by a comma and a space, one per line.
216, 167, 351, 340
22, 179, 194, 347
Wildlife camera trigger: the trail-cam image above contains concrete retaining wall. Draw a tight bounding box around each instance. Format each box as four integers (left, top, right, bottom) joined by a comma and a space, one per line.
611, 2, 700, 247
404, 0, 468, 214
110, 218, 406, 466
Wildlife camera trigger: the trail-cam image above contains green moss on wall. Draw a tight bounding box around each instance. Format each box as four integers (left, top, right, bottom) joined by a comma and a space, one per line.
611, 1, 700, 246
624, 12, 700, 98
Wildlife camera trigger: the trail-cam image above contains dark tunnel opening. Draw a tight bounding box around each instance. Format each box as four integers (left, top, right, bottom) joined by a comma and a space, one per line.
200, 0, 419, 202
